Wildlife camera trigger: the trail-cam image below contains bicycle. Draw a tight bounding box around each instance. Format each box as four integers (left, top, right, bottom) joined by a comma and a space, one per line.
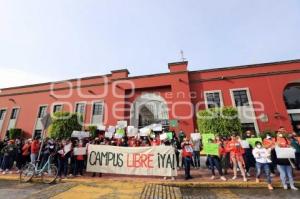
20, 154, 58, 184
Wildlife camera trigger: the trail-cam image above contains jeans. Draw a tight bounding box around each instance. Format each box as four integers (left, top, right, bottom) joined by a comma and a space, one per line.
183, 157, 192, 179
277, 165, 294, 187
208, 156, 223, 176
74, 160, 84, 176
193, 151, 200, 168
256, 162, 272, 184
58, 157, 69, 177
30, 153, 37, 164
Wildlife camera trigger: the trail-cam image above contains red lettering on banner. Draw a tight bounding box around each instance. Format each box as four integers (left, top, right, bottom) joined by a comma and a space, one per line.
127, 153, 154, 168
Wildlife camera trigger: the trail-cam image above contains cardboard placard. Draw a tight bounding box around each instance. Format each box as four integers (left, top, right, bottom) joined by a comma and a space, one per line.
97, 125, 106, 131
71, 131, 90, 139
191, 133, 201, 141
116, 128, 125, 136
240, 140, 250, 149
152, 124, 162, 132
139, 128, 151, 136
64, 143, 72, 154
73, 147, 87, 155
202, 134, 215, 145
275, 147, 296, 159
108, 126, 116, 133
105, 131, 114, 139
246, 138, 262, 148
203, 143, 219, 156
127, 126, 138, 137
117, 121, 128, 129
166, 132, 173, 140
160, 133, 167, 140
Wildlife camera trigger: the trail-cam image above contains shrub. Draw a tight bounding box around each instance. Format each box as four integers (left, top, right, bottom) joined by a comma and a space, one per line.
49, 112, 83, 139
197, 106, 242, 137
9, 128, 22, 140
88, 125, 98, 138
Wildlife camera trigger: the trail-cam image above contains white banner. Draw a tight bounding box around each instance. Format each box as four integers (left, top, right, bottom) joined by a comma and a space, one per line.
87, 145, 177, 177
74, 147, 87, 155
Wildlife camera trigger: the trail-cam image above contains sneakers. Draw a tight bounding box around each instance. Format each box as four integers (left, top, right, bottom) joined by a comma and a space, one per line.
2, 171, 6, 175
163, 176, 167, 180
283, 185, 288, 190
255, 178, 260, 183
268, 184, 274, 190
246, 172, 251, 177
210, 175, 215, 180
8, 171, 12, 174
220, 176, 227, 181
291, 186, 298, 191
171, 177, 175, 181
243, 178, 248, 182
232, 176, 237, 180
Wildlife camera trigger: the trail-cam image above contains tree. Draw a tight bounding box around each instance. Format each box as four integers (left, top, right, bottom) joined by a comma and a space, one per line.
49, 112, 83, 139
9, 128, 22, 140
197, 106, 242, 137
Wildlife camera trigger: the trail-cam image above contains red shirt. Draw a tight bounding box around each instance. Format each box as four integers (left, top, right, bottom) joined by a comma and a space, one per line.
31, 140, 40, 154
22, 144, 30, 156
226, 140, 244, 155
182, 144, 193, 158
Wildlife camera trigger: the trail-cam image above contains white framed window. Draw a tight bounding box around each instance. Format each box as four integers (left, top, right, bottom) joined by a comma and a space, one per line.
38, 106, 48, 118
75, 102, 86, 115
7, 107, 20, 130
90, 101, 104, 125
52, 104, 63, 113
10, 108, 19, 119
0, 109, 6, 120
204, 90, 223, 109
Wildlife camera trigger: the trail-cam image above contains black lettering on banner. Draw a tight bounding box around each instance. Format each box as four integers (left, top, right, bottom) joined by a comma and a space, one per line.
117, 153, 124, 167
166, 154, 172, 168
157, 153, 161, 168
89, 151, 97, 166
101, 152, 108, 166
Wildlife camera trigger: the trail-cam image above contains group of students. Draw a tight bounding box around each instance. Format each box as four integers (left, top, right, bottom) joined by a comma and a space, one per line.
196, 128, 300, 190
0, 127, 299, 191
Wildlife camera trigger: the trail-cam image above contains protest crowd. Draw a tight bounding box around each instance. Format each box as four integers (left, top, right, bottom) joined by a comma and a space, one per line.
0, 125, 300, 190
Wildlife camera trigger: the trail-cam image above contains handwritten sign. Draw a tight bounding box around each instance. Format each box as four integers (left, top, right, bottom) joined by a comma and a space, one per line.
246, 138, 262, 148
275, 147, 296, 159
203, 143, 219, 156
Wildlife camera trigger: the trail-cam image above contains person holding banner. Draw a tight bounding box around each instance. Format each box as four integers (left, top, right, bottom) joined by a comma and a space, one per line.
207, 138, 227, 181
181, 138, 193, 180
252, 141, 273, 190
226, 133, 247, 182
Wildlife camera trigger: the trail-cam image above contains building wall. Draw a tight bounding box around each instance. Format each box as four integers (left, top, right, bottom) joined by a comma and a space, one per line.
0, 60, 300, 139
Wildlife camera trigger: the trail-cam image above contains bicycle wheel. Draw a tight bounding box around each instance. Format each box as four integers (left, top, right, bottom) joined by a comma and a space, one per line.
41, 164, 58, 184
20, 163, 35, 183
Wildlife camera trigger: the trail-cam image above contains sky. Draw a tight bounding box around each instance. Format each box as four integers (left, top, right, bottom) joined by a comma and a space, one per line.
0, 0, 300, 89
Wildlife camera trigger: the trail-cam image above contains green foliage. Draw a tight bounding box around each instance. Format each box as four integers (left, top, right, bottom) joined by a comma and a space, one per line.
49, 112, 82, 139
9, 128, 22, 140
197, 107, 242, 137
88, 125, 98, 138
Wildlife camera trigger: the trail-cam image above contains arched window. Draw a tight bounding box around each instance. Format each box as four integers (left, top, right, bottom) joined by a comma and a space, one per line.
283, 84, 300, 110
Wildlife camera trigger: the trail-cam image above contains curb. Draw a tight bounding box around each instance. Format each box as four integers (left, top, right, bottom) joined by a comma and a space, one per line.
1, 175, 299, 189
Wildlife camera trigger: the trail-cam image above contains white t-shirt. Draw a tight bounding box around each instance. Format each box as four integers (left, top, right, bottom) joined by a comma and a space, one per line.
252, 147, 272, 164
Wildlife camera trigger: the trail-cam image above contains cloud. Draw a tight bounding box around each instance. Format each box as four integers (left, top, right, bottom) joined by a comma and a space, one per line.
0, 68, 52, 89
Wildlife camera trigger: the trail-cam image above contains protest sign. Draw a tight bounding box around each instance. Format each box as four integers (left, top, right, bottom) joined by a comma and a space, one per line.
74, 147, 87, 155
160, 133, 167, 140
203, 143, 219, 156
240, 140, 250, 149
191, 133, 201, 141
275, 147, 296, 159
246, 138, 262, 148
166, 132, 173, 140
117, 121, 128, 129
152, 124, 162, 132
105, 131, 114, 139
140, 128, 151, 136
202, 134, 215, 145
64, 143, 72, 154
97, 125, 106, 131
127, 126, 138, 137
71, 131, 90, 139
87, 145, 177, 177
108, 126, 116, 133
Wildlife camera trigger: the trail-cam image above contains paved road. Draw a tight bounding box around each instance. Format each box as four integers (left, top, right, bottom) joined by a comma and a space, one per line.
0, 180, 299, 199
181, 187, 300, 199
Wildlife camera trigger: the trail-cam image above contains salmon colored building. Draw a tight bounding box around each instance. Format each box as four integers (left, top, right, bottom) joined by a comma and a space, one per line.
0, 59, 300, 139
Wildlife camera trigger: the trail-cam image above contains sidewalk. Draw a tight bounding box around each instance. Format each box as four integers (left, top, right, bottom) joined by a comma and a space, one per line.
0, 168, 300, 188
